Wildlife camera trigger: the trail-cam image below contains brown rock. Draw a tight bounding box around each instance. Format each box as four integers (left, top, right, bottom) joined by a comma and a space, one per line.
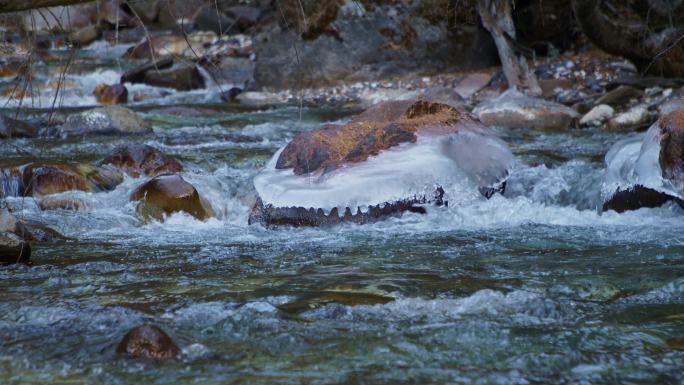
130, 174, 213, 222
102, 144, 183, 177
276, 100, 465, 175
93, 84, 128, 105
123, 32, 216, 60
116, 325, 180, 359
16, 163, 123, 197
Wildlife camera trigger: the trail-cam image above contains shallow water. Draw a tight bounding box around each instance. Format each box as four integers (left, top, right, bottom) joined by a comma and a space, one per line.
1, 47, 684, 385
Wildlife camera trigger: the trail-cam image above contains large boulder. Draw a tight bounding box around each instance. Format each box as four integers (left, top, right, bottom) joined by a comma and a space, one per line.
602, 108, 684, 212
1, 163, 122, 197
250, 99, 515, 226
254, 1, 498, 89
142, 64, 205, 91
102, 144, 183, 177
116, 325, 180, 359
59, 106, 151, 137
473, 90, 579, 131
130, 174, 213, 222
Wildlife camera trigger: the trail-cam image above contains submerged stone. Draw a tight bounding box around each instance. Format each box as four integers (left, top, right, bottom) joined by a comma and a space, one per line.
602, 108, 684, 212
116, 325, 180, 359
251, 99, 514, 226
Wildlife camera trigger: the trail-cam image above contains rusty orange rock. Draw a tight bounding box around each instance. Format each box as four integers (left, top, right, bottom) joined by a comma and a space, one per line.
276, 100, 469, 175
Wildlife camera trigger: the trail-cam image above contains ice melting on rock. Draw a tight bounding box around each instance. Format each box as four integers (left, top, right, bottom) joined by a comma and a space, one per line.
254, 130, 515, 211
602, 123, 682, 202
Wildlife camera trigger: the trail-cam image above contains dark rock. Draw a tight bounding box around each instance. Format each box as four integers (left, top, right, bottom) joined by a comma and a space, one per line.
193, 4, 237, 35
603, 185, 682, 213
116, 325, 180, 359
0, 115, 38, 139
225, 5, 263, 31
60, 106, 152, 137
254, 2, 497, 89
121, 56, 174, 84
595, 85, 644, 107
143, 64, 205, 91
93, 84, 128, 105
220, 87, 243, 102
130, 174, 213, 222
102, 144, 183, 177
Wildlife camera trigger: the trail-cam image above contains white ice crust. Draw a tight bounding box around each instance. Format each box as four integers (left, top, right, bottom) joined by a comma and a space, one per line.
602, 123, 683, 201
254, 130, 515, 211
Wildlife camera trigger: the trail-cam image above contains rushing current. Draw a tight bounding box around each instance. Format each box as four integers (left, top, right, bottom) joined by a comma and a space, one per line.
0, 43, 683, 385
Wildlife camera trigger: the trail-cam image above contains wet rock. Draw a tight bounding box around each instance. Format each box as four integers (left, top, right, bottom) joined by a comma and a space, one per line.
17, 163, 123, 197
124, 32, 217, 60
453, 73, 494, 100
473, 90, 579, 131
143, 64, 205, 91
251, 99, 514, 226
93, 84, 128, 105
602, 108, 684, 212
69, 25, 101, 48
38, 197, 90, 211
60, 106, 152, 137
606, 105, 651, 131
102, 144, 183, 177
0, 115, 38, 139
116, 325, 180, 359
0, 208, 30, 265
120, 56, 174, 84
130, 174, 213, 222
596, 85, 644, 107
580, 104, 614, 126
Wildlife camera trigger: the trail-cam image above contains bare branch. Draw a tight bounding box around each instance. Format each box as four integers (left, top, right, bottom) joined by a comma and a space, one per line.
0, 0, 94, 13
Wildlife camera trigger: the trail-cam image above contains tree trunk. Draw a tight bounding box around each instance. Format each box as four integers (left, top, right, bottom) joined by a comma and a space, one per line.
0, 0, 94, 13
477, 0, 541, 96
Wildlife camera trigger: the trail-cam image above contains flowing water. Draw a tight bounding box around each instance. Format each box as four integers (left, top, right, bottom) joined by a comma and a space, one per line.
0, 43, 683, 385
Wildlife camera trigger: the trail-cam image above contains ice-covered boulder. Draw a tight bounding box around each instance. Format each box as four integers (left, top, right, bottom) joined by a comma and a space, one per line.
250, 100, 515, 226
602, 108, 684, 212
